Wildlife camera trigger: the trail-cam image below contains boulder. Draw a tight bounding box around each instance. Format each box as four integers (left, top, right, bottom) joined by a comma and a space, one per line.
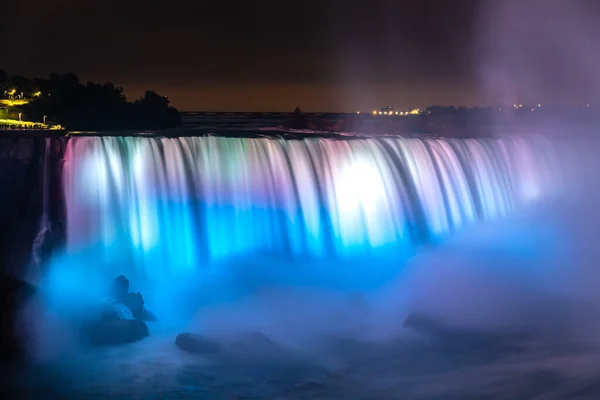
109, 275, 156, 322
83, 319, 149, 346
176, 333, 222, 355
78, 275, 157, 346
110, 302, 136, 321
110, 275, 129, 301
122, 292, 144, 320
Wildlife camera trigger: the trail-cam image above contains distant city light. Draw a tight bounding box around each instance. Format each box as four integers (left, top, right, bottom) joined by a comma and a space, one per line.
369, 107, 422, 116
537, 104, 541, 107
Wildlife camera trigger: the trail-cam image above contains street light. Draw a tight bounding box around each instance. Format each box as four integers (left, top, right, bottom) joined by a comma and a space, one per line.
18, 113, 22, 121
43, 115, 47, 125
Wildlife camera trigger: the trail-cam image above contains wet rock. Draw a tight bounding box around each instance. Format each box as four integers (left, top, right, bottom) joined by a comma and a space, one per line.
78, 275, 156, 346
104, 301, 135, 321
110, 274, 129, 301
122, 292, 144, 320
83, 319, 149, 346
109, 275, 156, 321
176, 333, 222, 355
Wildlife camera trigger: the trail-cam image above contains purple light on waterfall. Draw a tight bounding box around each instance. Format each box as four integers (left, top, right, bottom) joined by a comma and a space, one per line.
61, 134, 561, 282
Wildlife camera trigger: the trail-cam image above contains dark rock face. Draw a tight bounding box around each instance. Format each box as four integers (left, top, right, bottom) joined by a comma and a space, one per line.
0, 136, 66, 278
176, 333, 222, 355
0, 276, 36, 364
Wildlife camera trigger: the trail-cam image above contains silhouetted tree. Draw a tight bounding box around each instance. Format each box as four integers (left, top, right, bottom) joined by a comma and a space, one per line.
290, 106, 308, 129
20, 73, 180, 130
138, 90, 170, 109
134, 90, 181, 129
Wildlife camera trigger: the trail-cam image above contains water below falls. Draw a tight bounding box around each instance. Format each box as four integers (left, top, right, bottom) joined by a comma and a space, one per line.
60, 135, 560, 283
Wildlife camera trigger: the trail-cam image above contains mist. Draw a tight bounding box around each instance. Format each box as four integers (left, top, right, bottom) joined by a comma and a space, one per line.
477, 0, 600, 106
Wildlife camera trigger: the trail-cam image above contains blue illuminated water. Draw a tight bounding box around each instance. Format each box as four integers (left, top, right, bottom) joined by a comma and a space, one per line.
57, 134, 560, 296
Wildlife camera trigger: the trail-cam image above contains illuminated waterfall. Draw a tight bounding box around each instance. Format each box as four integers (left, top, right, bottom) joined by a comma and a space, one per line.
62, 135, 559, 277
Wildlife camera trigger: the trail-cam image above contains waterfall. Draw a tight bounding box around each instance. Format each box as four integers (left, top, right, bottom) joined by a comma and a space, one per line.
62, 135, 559, 278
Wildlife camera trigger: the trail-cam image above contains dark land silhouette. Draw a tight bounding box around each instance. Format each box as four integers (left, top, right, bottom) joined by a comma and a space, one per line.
0, 70, 181, 131
285, 104, 600, 137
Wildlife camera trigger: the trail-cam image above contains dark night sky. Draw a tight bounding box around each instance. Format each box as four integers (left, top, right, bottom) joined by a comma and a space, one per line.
2, 0, 600, 111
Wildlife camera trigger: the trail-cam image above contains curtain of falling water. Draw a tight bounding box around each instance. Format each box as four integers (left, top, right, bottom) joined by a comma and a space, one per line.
62, 135, 560, 277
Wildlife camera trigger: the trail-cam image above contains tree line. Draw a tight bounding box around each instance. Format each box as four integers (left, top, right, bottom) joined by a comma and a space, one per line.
0, 69, 180, 130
